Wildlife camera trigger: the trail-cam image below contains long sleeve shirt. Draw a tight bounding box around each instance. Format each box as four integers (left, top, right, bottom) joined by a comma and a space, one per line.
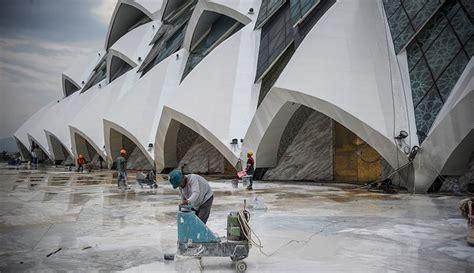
181, 174, 213, 209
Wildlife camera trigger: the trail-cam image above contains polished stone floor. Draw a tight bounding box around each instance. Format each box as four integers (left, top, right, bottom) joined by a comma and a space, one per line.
0, 163, 472, 272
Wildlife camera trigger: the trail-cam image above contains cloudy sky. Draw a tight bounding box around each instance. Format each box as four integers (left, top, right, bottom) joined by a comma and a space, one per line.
0, 0, 116, 149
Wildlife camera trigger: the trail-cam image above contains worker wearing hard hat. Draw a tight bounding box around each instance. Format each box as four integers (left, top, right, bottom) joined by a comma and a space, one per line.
245, 150, 255, 190
168, 169, 214, 224
116, 149, 130, 190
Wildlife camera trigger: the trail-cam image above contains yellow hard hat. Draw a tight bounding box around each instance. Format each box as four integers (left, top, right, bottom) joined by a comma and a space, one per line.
247, 150, 253, 156
120, 149, 126, 155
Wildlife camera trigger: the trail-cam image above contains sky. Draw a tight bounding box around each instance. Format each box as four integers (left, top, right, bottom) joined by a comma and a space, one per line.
0, 0, 116, 150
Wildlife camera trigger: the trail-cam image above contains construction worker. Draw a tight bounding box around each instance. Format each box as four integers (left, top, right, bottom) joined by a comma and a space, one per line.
168, 169, 214, 224
116, 149, 129, 190
77, 154, 86, 172
245, 150, 255, 190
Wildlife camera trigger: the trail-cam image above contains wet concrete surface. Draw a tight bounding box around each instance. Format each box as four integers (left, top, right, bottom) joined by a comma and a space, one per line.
0, 163, 472, 272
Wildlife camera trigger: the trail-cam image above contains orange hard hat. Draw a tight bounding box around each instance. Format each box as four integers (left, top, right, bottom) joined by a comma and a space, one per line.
120, 149, 126, 155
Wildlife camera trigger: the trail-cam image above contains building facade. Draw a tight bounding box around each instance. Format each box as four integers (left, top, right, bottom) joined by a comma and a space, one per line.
14, 0, 473, 192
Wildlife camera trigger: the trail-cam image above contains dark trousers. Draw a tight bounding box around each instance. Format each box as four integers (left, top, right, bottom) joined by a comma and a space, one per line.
193, 195, 213, 224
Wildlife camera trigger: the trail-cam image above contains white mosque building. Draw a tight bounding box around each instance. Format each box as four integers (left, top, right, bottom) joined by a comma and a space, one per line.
14, 0, 473, 193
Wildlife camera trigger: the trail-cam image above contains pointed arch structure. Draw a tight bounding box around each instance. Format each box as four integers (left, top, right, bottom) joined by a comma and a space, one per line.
106, 49, 137, 83
155, 106, 239, 171
241, 88, 411, 185
62, 74, 81, 97
105, 0, 154, 50
104, 119, 154, 169
180, 0, 251, 79
27, 134, 52, 162
44, 130, 74, 163
182, 0, 251, 51
69, 126, 106, 163
14, 136, 32, 161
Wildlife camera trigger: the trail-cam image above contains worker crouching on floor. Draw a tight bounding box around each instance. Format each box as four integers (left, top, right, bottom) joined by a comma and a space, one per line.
116, 149, 130, 190
168, 169, 214, 224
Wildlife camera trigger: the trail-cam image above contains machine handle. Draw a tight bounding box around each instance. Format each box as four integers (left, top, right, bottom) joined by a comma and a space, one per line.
179, 204, 193, 212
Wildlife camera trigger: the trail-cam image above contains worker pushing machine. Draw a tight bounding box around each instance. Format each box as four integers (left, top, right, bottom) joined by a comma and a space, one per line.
116, 149, 130, 190
168, 169, 214, 224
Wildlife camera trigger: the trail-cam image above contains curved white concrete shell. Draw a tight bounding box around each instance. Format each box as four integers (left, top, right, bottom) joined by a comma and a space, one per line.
14, 0, 473, 192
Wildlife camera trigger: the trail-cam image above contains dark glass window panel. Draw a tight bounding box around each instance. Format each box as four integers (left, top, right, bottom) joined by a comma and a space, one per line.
110, 58, 133, 82
442, 1, 461, 19
293, 0, 335, 47
182, 15, 244, 79
255, 0, 287, 29
139, 2, 196, 77
382, 0, 401, 18
64, 80, 79, 97
436, 50, 469, 101
410, 58, 435, 106
394, 25, 415, 52
403, 0, 426, 20
290, 0, 319, 25
82, 59, 107, 93
424, 26, 461, 78
460, 0, 474, 18
450, 8, 473, 44
256, 2, 294, 80
414, 87, 443, 142
163, 0, 196, 23
388, 7, 411, 39
107, 4, 152, 49
411, 1, 441, 30
416, 12, 448, 51
407, 42, 423, 72
259, 44, 296, 106
142, 25, 186, 76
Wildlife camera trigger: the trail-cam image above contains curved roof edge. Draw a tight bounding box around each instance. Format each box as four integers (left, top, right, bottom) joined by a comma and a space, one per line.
104, 0, 155, 50
44, 129, 74, 160
69, 125, 107, 161
62, 74, 81, 97
27, 133, 52, 160
182, 0, 251, 51
106, 49, 138, 83
103, 119, 154, 166
154, 106, 239, 171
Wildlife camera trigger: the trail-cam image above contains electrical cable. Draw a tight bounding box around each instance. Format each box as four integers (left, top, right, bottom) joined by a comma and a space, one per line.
237, 210, 341, 257
380, 3, 418, 189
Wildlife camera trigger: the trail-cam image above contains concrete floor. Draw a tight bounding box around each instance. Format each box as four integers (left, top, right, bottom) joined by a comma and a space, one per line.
0, 164, 472, 272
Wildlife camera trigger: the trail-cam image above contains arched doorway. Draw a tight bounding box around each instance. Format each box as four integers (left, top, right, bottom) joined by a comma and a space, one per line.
257, 105, 386, 184
163, 119, 236, 175
109, 128, 153, 170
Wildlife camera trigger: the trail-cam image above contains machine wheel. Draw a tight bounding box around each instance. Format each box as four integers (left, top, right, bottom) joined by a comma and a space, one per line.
235, 261, 247, 272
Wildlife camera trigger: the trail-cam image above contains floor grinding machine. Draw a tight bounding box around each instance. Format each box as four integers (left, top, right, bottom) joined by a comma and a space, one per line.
175, 204, 251, 272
